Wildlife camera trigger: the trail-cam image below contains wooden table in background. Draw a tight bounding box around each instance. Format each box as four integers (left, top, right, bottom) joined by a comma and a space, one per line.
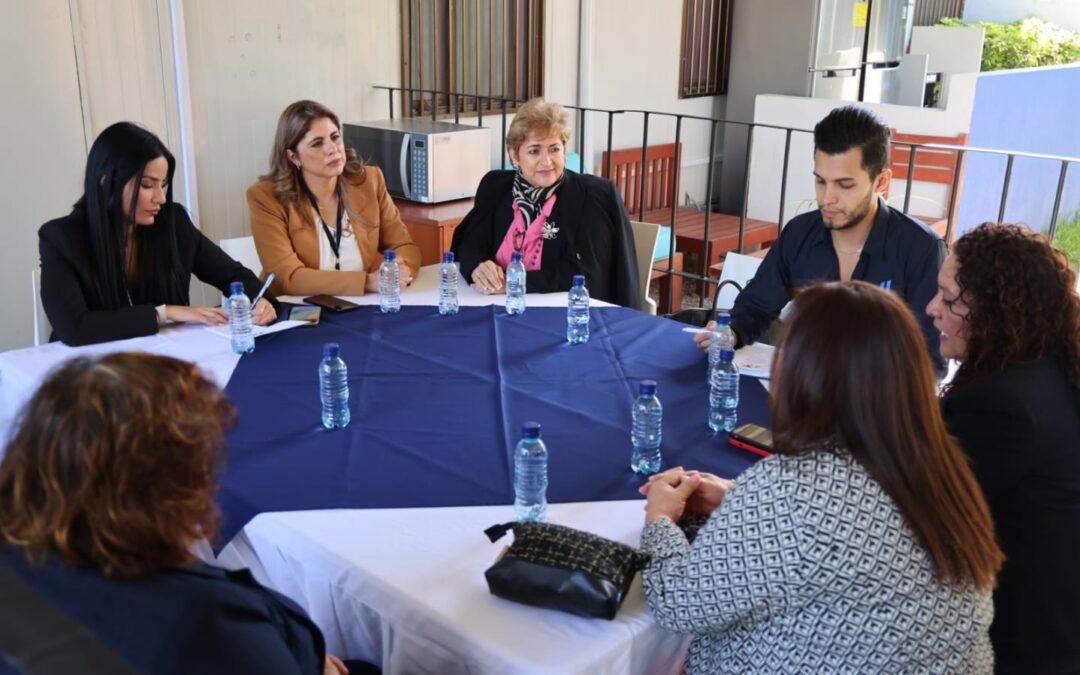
393, 197, 475, 266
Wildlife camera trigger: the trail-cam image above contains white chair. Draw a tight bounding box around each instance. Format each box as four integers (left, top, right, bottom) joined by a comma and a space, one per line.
219, 235, 262, 274
713, 252, 765, 311
629, 220, 660, 315
31, 269, 50, 346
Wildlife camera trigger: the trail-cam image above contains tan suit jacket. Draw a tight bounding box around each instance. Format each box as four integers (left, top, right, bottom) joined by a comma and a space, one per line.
247, 167, 421, 296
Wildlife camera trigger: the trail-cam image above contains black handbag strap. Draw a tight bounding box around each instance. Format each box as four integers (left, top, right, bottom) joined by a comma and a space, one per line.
711, 278, 745, 312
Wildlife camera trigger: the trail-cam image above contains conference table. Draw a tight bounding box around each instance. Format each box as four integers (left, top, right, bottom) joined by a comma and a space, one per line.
0, 266, 771, 675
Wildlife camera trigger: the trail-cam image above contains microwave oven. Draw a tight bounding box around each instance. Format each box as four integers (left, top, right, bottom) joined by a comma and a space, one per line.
343, 119, 492, 204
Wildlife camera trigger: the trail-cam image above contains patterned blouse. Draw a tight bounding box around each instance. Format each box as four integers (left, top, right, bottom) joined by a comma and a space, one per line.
641, 448, 994, 674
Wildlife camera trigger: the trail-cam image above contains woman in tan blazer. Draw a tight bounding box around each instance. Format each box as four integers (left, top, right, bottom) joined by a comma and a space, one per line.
248, 100, 420, 297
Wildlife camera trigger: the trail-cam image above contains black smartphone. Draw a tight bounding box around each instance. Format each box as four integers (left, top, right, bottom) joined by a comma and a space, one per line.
303, 294, 360, 313
729, 423, 774, 456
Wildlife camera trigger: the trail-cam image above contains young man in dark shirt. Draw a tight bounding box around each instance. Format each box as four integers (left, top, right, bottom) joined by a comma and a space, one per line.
694, 105, 946, 371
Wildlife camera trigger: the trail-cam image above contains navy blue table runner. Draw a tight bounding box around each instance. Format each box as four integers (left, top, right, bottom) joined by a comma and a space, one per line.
217, 305, 768, 543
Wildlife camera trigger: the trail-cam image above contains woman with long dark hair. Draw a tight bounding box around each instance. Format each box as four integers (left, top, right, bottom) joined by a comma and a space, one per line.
39, 122, 276, 346
641, 282, 1002, 673
928, 223, 1080, 673
248, 100, 420, 296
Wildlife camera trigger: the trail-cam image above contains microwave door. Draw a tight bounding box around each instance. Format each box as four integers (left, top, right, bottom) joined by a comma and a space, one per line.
399, 135, 411, 200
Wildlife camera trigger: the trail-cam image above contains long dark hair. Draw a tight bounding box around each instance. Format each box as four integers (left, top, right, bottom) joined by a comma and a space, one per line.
74, 122, 184, 308
948, 223, 1080, 405
770, 282, 1003, 590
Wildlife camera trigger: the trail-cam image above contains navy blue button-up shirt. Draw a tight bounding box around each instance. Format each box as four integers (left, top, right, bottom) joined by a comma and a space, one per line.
731, 198, 947, 370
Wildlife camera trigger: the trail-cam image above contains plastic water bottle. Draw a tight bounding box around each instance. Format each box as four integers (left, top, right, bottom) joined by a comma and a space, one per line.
709, 348, 740, 432
513, 421, 548, 522
379, 250, 401, 313
567, 275, 590, 344
709, 312, 736, 369
319, 343, 350, 430
631, 380, 663, 475
438, 251, 459, 315
506, 251, 526, 315
227, 281, 254, 355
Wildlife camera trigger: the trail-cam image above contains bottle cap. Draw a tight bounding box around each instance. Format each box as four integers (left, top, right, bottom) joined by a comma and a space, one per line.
323, 343, 340, 358
719, 348, 736, 362
384, 249, 396, 261
511, 251, 524, 263
639, 380, 657, 395
572, 274, 585, 286
229, 281, 244, 295
521, 421, 541, 438
715, 311, 731, 326
442, 251, 455, 263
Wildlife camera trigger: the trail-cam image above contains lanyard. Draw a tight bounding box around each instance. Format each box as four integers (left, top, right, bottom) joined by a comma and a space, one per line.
301, 182, 345, 270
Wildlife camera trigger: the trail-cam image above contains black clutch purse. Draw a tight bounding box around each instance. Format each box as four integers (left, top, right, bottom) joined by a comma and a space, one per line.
483, 521, 650, 620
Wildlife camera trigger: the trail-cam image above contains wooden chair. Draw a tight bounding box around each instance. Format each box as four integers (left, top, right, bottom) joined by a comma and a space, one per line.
602, 144, 776, 304
888, 131, 968, 242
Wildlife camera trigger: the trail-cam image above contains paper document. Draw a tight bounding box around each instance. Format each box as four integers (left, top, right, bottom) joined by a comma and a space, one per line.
735, 343, 775, 379
205, 320, 309, 340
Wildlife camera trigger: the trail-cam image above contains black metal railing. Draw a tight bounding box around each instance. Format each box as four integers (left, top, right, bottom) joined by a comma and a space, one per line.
374, 85, 1080, 311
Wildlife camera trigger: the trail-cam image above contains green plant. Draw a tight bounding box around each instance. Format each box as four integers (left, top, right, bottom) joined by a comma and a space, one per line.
938, 17, 1080, 72
1053, 208, 1080, 272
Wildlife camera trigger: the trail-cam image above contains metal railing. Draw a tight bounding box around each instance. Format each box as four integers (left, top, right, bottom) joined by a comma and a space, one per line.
374, 85, 1080, 310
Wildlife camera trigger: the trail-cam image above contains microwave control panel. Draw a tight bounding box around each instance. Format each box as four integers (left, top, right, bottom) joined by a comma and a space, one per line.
409, 137, 428, 200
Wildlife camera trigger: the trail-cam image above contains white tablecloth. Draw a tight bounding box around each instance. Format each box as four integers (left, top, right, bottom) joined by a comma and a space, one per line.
216, 501, 688, 675
2, 265, 683, 674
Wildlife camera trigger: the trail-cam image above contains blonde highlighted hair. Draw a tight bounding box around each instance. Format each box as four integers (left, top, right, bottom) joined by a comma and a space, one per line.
505, 98, 572, 156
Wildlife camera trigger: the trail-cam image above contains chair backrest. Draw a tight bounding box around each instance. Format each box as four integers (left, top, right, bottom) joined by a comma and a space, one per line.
219, 236, 262, 274
601, 144, 682, 214
629, 220, 660, 315
888, 131, 968, 240
713, 252, 765, 311
31, 268, 50, 346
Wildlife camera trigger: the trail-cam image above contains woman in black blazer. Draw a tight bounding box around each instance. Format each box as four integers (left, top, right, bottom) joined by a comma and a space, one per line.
450, 98, 640, 309
927, 223, 1080, 673
39, 122, 277, 346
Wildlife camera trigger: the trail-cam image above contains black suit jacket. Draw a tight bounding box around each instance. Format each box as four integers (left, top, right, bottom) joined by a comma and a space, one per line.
450, 170, 641, 310
943, 359, 1080, 673
39, 202, 276, 346
0, 549, 325, 675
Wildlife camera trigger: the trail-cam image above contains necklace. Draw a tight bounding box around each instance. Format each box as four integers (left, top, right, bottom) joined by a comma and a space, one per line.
835, 246, 863, 256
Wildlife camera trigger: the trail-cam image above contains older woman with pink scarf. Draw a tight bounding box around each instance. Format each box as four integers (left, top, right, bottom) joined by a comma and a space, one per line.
450, 98, 641, 309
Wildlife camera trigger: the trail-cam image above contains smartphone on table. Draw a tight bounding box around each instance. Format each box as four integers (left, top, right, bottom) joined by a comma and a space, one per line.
729, 423, 774, 457
303, 295, 360, 313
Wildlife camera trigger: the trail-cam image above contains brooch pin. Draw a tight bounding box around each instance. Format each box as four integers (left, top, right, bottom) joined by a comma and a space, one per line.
542, 221, 560, 240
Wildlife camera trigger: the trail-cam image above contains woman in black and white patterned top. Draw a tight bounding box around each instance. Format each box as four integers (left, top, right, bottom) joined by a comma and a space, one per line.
640, 281, 1003, 674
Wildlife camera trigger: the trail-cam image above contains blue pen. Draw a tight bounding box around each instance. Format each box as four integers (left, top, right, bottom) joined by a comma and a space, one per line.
251, 272, 275, 306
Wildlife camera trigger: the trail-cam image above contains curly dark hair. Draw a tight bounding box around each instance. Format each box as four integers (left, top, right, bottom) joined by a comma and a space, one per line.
0, 353, 237, 579
949, 223, 1080, 402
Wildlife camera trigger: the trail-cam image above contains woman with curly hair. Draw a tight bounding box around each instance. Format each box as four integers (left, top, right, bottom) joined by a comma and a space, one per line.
0, 354, 355, 675
927, 223, 1080, 673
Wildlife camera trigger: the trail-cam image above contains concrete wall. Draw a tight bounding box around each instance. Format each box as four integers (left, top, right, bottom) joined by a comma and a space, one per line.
964, 0, 1080, 31
745, 73, 978, 225
954, 63, 1080, 236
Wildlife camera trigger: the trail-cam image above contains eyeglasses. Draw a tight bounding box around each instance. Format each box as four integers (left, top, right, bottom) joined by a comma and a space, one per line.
513, 227, 525, 252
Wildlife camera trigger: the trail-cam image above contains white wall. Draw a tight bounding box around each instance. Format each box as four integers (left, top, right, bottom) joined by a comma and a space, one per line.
183, 0, 401, 252
964, 0, 1080, 31
745, 73, 978, 224
0, 1, 90, 351
581, 0, 725, 205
